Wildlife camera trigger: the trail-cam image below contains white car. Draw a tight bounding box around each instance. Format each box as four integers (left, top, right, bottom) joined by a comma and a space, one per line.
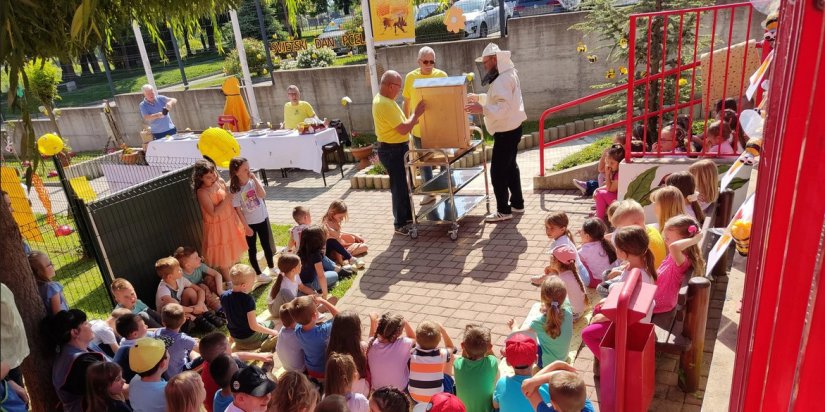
454, 0, 512, 39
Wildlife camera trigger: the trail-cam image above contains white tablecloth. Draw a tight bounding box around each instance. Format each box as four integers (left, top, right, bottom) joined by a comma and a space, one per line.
145, 128, 339, 173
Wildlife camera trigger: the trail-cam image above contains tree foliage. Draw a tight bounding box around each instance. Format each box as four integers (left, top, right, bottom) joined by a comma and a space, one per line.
221, 0, 289, 42
571, 0, 713, 142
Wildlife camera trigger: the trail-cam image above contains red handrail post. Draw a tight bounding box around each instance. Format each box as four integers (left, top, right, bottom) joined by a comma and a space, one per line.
625, 16, 637, 162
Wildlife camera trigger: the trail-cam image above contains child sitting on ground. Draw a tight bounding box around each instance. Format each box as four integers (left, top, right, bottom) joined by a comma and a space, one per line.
573, 134, 624, 197
494, 333, 550, 412
155, 257, 223, 332
89, 307, 133, 357
366, 312, 416, 390
545, 246, 588, 319
220, 264, 279, 351
197, 332, 272, 412
83, 361, 130, 412
325, 310, 370, 396
153, 303, 199, 377
408, 321, 456, 404
272, 372, 319, 412
174, 246, 225, 306
531, 212, 590, 287
650, 186, 687, 232
287, 206, 311, 253
522, 361, 595, 412
113, 313, 149, 382
128, 337, 170, 412
267, 253, 316, 319
454, 324, 498, 412
290, 295, 339, 380
28, 250, 68, 315
111, 278, 162, 328
325, 353, 370, 412
592, 144, 625, 221
322, 199, 367, 268
225, 365, 276, 412
369, 387, 413, 412
209, 354, 240, 412
297, 225, 340, 300
275, 303, 305, 373
508, 276, 573, 367
577, 218, 618, 288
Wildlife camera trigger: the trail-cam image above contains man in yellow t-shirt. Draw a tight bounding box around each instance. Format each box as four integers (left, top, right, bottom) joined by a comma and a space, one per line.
403, 46, 448, 205
283, 85, 317, 129
373, 70, 425, 235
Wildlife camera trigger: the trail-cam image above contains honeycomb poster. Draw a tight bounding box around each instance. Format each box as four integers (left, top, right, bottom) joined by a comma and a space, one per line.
369, 0, 416, 45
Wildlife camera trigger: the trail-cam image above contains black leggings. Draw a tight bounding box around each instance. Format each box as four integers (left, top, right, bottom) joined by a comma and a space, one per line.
326, 238, 352, 261
246, 218, 275, 274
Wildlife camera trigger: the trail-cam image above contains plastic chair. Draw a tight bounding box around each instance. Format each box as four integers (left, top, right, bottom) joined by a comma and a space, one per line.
321, 142, 345, 186
218, 115, 239, 132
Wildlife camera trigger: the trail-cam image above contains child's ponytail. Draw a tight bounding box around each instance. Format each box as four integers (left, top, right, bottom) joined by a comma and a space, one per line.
664, 215, 706, 275
562, 260, 589, 306
269, 272, 285, 301
644, 249, 657, 281
582, 218, 617, 263
540, 276, 567, 339
545, 212, 575, 246
366, 313, 405, 359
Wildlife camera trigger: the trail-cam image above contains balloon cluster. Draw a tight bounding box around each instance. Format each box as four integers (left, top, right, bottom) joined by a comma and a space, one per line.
198, 127, 240, 168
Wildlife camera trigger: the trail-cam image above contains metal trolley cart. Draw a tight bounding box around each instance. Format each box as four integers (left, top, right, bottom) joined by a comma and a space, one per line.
404, 127, 489, 240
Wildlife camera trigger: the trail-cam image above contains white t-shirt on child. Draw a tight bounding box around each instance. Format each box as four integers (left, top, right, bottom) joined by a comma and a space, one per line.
156, 278, 193, 311
90, 319, 118, 348
231, 180, 268, 225
557, 270, 585, 316
578, 241, 618, 283
289, 224, 308, 250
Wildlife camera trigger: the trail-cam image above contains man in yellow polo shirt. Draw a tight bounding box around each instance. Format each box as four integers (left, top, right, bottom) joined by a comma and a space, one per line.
373, 70, 425, 235
403, 46, 447, 205
283, 85, 317, 129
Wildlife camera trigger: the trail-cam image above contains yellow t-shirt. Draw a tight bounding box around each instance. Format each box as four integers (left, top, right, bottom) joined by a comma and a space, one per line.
646, 224, 667, 269
283, 101, 316, 129
372, 94, 408, 144
403, 68, 447, 137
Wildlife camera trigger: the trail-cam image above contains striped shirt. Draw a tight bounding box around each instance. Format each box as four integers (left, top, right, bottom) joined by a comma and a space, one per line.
408, 347, 452, 403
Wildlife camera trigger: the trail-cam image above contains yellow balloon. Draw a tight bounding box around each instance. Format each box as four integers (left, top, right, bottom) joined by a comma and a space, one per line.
198, 127, 240, 168
37, 133, 64, 156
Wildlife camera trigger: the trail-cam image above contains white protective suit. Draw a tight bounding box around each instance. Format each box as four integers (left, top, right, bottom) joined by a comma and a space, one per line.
477, 44, 527, 134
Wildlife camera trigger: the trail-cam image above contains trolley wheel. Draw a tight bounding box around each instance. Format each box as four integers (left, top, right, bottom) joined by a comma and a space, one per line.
448, 230, 458, 241
410, 228, 419, 239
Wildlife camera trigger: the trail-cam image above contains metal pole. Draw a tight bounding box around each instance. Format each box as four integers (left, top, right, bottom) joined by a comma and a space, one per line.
360, 0, 379, 97
168, 22, 189, 90
499, 0, 506, 37
132, 21, 156, 91
253, 0, 277, 85
230, 10, 261, 125
97, 47, 116, 98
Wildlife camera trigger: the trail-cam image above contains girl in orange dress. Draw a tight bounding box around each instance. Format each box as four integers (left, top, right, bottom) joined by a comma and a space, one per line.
192, 160, 247, 278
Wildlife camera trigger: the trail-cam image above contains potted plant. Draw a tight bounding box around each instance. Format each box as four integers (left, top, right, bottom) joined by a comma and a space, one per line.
350, 133, 376, 169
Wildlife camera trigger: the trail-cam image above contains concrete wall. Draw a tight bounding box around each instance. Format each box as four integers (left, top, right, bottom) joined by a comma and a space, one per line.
6, 7, 763, 153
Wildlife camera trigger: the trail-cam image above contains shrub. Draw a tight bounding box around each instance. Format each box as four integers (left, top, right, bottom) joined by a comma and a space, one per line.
351, 133, 377, 148
295, 45, 336, 68
551, 137, 613, 171
415, 14, 463, 44
223, 38, 276, 77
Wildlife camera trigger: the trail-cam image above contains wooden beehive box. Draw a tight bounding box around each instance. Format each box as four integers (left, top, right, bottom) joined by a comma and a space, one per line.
414, 76, 471, 149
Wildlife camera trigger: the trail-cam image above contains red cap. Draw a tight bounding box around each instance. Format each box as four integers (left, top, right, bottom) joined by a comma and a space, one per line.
419, 393, 466, 412
505, 333, 538, 368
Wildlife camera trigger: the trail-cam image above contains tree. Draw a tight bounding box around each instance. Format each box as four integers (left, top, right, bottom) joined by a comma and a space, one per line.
572, 0, 713, 144
334, 0, 356, 15
221, 0, 288, 41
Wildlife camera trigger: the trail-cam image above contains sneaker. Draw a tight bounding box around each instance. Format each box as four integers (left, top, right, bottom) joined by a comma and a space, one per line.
511, 206, 525, 213
203, 311, 226, 328
256, 274, 273, 284
260, 335, 278, 353
573, 179, 588, 195
394, 225, 411, 235
193, 315, 216, 333
485, 212, 513, 223
262, 267, 272, 277
337, 265, 354, 278
530, 274, 548, 286
352, 257, 366, 269
420, 194, 437, 205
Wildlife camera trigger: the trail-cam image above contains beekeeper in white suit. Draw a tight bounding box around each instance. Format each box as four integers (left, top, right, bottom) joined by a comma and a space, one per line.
465, 43, 527, 223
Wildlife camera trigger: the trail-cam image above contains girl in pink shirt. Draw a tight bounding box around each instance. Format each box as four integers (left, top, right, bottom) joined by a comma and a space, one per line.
654, 215, 705, 313
366, 312, 416, 391
577, 218, 619, 288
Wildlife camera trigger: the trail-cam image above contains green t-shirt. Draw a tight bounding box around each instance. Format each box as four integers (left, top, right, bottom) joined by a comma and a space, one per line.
529, 302, 574, 366
454, 354, 498, 412
183, 263, 209, 285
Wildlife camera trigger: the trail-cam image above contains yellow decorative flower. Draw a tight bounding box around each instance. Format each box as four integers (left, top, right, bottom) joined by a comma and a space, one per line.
605, 69, 616, 79
619, 66, 628, 75
288, 36, 293, 40
619, 38, 628, 49
678, 78, 688, 87
444, 5, 466, 34
465, 72, 475, 82
312, 53, 317, 59
576, 42, 587, 53
587, 54, 598, 63
262, 69, 268, 75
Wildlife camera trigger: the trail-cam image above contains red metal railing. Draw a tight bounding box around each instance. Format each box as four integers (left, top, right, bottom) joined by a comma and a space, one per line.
537, 2, 756, 175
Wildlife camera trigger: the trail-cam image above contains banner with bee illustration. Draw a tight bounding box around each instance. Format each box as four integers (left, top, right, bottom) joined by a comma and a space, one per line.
369, 0, 415, 46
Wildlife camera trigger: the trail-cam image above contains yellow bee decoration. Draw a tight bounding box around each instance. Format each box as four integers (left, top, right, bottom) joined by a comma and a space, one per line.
587, 54, 598, 63
605, 69, 616, 79
618, 38, 628, 49
619, 66, 628, 75
577, 42, 587, 53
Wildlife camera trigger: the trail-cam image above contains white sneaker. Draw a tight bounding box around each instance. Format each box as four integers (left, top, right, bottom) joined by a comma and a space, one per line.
485, 212, 513, 223
352, 257, 366, 269
420, 194, 437, 205
572, 179, 588, 195
256, 274, 273, 284
511, 206, 525, 213
262, 267, 272, 277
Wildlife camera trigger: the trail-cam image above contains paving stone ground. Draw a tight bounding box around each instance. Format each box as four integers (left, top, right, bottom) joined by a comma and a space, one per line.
257, 137, 727, 411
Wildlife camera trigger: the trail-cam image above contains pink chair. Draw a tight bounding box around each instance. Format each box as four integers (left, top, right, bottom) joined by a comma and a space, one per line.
218, 115, 239, 132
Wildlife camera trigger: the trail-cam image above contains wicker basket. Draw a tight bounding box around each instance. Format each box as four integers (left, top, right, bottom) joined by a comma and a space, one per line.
120, 149, 145, 165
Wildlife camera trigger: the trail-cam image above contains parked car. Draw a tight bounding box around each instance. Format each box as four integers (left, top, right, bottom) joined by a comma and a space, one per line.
316, 17, 350, 55
415, 3, 441, 21
454, 0, 512, 39
512, 0, 563, 17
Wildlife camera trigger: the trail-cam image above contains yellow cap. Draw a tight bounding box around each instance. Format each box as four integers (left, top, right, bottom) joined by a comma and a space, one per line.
129, 338, 167, 373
